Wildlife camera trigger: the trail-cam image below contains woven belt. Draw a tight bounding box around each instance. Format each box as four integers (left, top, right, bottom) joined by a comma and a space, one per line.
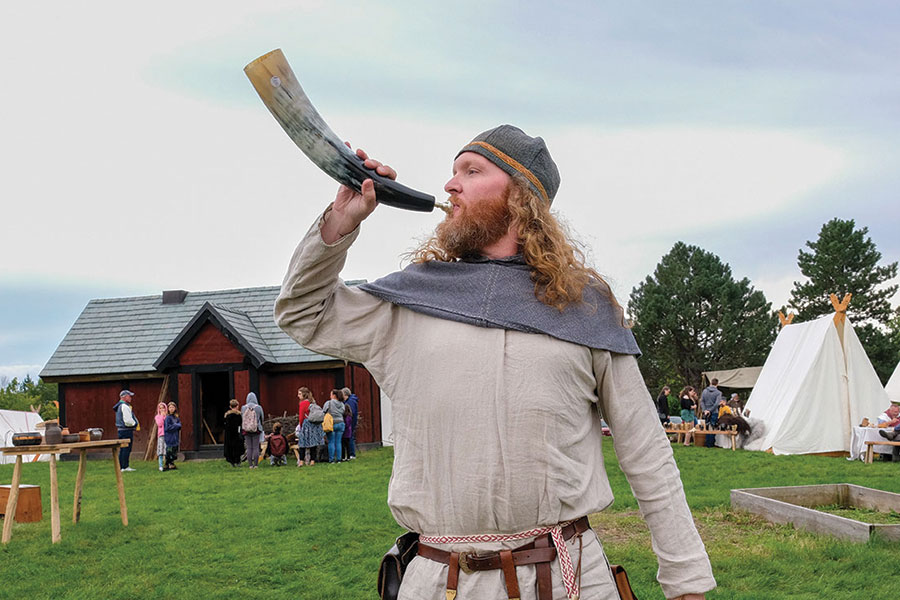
417, 516, 590, 600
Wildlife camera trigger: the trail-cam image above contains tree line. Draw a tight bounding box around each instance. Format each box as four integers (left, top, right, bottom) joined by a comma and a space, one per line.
0, 375, 59, 420
628, 218, 900, 393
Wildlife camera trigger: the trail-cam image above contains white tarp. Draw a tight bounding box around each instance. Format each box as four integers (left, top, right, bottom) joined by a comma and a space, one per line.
743, 315, 889, 455
702, 366, 763, 389
887, 362, 900, 403
0, 409, 48, 464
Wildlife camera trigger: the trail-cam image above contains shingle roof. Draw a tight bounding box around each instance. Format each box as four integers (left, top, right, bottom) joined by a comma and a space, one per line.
41, 285, 350, 378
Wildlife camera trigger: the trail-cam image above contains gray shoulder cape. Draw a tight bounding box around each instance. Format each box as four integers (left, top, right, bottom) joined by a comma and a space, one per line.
358, 255, 640, 355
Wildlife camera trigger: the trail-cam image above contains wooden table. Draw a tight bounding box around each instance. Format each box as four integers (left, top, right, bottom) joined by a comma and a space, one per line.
850, 426, 895, 461
665, 427, 739, 450
1, 439, 131, 544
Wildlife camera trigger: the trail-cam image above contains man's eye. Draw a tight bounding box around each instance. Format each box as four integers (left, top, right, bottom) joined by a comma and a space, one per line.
467, 168, 478, 175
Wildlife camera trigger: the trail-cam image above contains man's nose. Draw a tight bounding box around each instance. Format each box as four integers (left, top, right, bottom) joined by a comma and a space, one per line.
444, 176, 460, 195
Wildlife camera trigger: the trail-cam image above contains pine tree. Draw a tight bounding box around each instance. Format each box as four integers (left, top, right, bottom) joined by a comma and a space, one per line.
789, 218, 899, 382
628, 242, 777, 390
790, 218, 897, 323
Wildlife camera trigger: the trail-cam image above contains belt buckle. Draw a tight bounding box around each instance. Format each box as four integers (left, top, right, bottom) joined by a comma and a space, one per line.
458, 551, 475, 574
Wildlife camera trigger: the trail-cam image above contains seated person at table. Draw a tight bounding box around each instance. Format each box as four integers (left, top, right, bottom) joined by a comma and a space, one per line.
878, 403, 900, 442
876, 404, 900, 428
718, 399, 752, 437
878, 425, 900, 462
266, 422, 288, 466
717, 399, 733, 419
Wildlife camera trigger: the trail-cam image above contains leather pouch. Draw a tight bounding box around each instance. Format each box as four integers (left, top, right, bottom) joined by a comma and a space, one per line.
378, 531, 419, 600
610, 564, 639, 600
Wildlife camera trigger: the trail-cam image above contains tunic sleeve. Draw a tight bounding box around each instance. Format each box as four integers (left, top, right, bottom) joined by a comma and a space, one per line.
593, 350, 716, 599
273, 210, 393, 375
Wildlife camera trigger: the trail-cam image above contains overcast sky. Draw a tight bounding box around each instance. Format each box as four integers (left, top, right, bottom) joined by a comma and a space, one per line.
1, 1, 898, 381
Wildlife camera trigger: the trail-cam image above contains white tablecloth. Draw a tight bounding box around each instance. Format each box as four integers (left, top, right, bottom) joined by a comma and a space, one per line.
849, 426, 894, 460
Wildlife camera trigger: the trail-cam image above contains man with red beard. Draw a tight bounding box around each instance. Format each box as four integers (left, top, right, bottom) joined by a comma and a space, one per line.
275, 125, 714, 600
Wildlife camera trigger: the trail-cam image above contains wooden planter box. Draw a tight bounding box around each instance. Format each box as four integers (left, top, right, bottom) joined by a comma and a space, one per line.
0, 484, 42, 523
731, 483, 900, 542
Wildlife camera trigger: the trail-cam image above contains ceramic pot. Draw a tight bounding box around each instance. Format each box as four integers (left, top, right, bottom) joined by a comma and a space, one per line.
44, 421, 63, 445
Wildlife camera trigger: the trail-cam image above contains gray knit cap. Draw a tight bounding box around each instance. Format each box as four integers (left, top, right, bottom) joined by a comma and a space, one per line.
456, 125, 560, 203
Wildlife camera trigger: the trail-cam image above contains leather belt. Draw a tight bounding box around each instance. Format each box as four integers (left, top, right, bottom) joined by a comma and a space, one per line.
418, 542, 558, 572
416, 516, 590, 600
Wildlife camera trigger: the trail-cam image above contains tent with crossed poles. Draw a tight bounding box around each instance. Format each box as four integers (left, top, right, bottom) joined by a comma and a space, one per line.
743, 295, 889, 455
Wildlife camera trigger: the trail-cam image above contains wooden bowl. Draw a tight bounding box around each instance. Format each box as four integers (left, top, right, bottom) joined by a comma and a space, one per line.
78, 431, 90, 442
11, 432, 43, 446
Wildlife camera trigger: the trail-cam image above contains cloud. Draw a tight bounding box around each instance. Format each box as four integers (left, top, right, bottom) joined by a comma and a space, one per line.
0, 365, 44, 382
1, 0, 897, 378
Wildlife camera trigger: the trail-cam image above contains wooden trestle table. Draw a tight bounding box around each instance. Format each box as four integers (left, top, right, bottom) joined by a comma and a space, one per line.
1, 439, 131, 544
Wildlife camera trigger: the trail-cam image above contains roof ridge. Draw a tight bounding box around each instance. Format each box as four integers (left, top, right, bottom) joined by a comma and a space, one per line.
208, 302, 251, 317
87, 285, 283, 304
205, 303, 275, 359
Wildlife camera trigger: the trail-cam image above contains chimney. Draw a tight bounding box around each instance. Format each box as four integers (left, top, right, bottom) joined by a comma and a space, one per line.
162, 290, 189, 305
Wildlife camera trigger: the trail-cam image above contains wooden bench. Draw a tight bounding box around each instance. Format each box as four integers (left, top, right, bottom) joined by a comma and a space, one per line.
864, 440, 900, 464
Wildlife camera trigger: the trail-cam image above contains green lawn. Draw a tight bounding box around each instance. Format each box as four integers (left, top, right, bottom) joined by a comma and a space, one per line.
1, 440, 898, 599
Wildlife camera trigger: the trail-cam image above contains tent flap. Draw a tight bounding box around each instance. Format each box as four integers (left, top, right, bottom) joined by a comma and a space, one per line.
702, 366, 763, 389
887, 361, 900, 403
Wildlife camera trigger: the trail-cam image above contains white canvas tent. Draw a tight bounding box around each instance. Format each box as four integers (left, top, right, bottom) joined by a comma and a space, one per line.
743, 314, 889, 455
0, 409, 48, 464
886, 361, 900, 403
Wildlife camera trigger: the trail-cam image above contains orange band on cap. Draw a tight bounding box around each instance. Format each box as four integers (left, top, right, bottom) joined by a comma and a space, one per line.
467, 141, 549, 202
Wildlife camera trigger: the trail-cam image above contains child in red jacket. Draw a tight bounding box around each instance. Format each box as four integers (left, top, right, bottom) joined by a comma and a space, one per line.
266, 422, 288, 466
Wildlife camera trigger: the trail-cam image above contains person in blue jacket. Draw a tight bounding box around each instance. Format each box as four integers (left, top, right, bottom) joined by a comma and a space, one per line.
163, 401, 182, 471
113, 389, 139, 471
342, 387, 359, 459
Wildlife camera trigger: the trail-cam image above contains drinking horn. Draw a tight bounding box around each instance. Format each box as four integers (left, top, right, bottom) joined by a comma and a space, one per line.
245, 49, 448, 213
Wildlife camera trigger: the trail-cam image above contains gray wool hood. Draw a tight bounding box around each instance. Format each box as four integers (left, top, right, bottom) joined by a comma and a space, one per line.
359, 255, 640, 355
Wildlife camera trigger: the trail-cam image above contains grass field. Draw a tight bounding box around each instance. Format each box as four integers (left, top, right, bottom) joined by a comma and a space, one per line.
1, 440, 899, 599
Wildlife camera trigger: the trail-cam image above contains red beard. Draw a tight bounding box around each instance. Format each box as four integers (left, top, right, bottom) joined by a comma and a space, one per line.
435, 192, 512, 258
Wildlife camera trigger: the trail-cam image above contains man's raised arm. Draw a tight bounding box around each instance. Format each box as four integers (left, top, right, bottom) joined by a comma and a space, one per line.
274, 147, 397, 370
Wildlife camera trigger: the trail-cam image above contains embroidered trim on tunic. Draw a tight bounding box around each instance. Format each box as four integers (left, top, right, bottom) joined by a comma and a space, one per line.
420, 520, 581, 600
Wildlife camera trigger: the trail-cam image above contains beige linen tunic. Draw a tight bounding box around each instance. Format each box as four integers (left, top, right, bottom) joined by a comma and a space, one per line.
274, 216, 716, 599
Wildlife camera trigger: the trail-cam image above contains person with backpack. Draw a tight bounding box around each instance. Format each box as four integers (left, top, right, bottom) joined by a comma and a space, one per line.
296, 393, 325, 466
323, 389, 346, 464
241, 392, 265, 469
266, 422, 288, 466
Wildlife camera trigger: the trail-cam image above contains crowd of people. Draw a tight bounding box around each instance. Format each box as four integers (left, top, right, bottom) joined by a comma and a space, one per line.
657, 378, 753, 448
219, 386, 361, 468
111, 385, 362, 472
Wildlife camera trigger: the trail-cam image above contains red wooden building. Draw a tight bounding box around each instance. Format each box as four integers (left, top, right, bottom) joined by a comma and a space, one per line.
40, 286, 383, 457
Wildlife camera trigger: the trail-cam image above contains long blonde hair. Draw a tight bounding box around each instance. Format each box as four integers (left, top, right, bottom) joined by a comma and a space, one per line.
412, 176, 620, 312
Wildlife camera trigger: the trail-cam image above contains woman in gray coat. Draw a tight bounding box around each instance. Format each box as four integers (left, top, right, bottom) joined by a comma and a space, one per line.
241, 392, 265, 469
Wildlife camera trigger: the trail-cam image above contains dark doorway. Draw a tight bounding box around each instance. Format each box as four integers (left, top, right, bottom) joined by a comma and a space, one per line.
199, 371, 230, 446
